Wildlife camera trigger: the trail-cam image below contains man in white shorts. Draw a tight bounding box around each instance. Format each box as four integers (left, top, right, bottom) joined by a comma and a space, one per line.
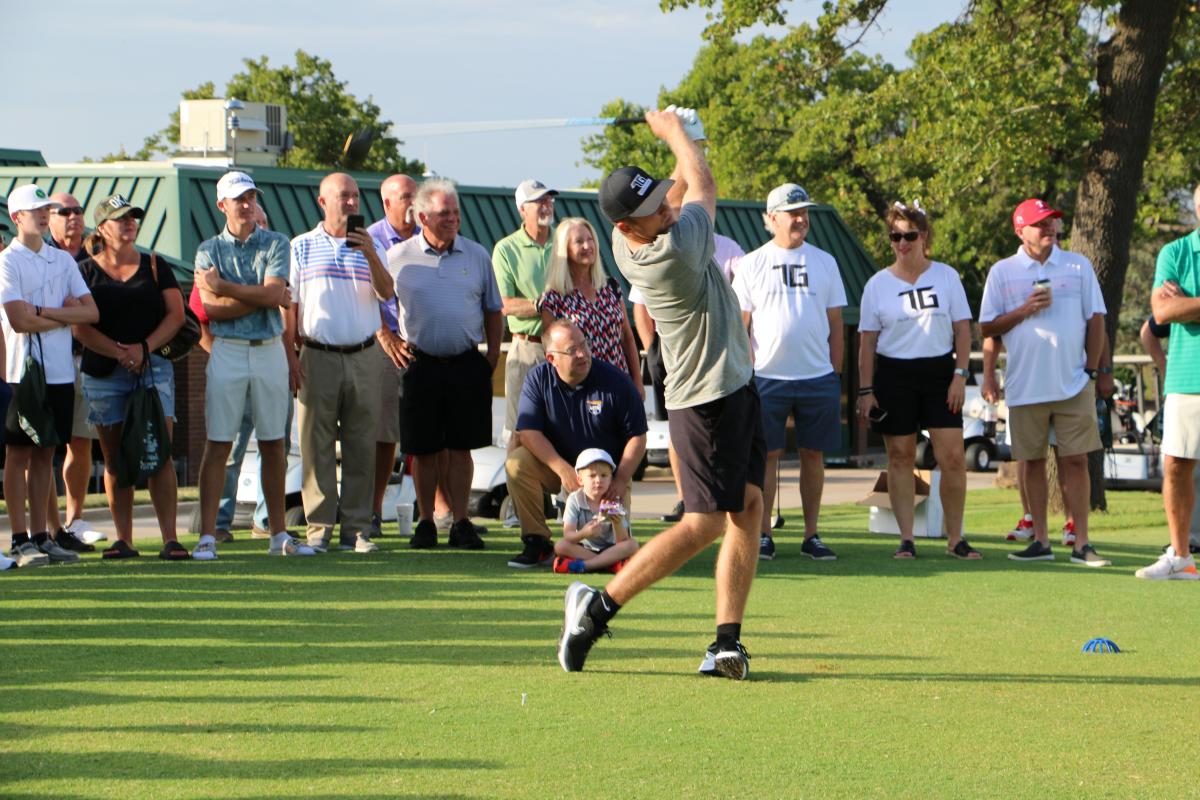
1138, 183, 1200, 579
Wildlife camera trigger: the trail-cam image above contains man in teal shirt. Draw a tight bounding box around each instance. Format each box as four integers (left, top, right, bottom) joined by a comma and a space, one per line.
492, 179, 556, 441
1140, 183, 1200, 580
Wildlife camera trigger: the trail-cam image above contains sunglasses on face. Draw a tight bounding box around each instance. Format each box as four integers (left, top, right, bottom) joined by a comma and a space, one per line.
889, 230, 920, 242
55, 207, 85, 217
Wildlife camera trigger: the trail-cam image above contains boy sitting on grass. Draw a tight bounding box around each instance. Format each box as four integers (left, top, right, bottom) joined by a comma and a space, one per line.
553, 448, 639, 574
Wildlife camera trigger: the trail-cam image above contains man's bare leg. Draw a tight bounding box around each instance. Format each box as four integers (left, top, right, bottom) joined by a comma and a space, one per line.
1164, 455, 1196, 557
714, 485, 763, 625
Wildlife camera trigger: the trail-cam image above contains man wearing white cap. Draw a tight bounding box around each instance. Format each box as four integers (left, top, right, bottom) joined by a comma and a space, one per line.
733, 183, 846, 562
1, 184, 99, 568
191, 171, 311, 560
493, 179, 558, 441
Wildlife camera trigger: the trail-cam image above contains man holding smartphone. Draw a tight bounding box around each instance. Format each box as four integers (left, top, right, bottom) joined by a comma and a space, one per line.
979, 198, 1112, 566
287, 173, 395, 554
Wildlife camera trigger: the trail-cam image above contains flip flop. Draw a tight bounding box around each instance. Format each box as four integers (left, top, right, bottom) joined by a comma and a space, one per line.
158, 540, 192, 561
894, 539, 917, 559
947, 539, 982, 560
102, 540, 141, 560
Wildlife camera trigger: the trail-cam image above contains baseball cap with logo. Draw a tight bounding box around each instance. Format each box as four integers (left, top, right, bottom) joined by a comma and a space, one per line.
598, 166, 675, 223
1012, 198, 1062, 232
92, 194, 145, 227
574, 447, 617, 472
7, 184, 62, 214
767, 183, 816, 214
515, 179, 558, 209
216, 171, 259, 202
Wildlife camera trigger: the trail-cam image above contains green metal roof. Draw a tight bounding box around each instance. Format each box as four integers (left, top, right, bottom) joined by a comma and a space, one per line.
0, 160, 877, 319
0, 148, 46, 168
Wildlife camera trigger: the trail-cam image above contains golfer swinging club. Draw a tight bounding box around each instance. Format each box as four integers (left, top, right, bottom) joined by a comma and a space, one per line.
557, 107, 766, 679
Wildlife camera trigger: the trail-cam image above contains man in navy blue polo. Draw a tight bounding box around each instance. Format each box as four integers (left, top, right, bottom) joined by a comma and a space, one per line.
505, 319, 647, 568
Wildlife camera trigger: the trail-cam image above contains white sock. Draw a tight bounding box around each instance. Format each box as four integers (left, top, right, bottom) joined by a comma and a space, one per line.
198, 534, 216, 546
271, 531, 291, 544
1023, 513, 1033, 522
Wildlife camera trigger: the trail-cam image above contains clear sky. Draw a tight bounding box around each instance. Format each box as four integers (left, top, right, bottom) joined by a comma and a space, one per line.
1, 1, 963, 191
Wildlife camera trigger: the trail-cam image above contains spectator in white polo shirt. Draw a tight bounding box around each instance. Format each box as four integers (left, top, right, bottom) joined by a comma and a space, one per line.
288, 172, 396, 554
733, 183, 845, 562
388, 178, 502, 550
1, 184, 99, 568
979, 198, 1112, 567
857, 202, 980, 560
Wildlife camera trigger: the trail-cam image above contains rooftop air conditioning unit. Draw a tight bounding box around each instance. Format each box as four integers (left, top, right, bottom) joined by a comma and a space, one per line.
178, 99, 289, 167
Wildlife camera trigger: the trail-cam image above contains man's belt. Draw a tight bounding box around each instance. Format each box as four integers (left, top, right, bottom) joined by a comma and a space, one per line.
301, 336, 375, 354
223, 336, 281, 347
512, 333, 542, 344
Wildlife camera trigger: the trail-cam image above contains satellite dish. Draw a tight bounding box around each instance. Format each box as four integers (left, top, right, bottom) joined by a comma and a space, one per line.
341, 129, 375, 168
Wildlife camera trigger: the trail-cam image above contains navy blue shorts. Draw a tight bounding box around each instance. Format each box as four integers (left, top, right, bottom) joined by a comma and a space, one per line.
756, 372, 842, 452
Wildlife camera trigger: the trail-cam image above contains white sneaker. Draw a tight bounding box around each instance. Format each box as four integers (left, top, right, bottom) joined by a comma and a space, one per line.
1061, 521, 1076, 547
504, 508, 521, 529
270, 533, 315, 556
1006, 516, 1034, 541
1135, 549, 1200, 581
340, 534, 379, 553
192, 536, 218, 561
0, 553, 16, 571
66, 517, 107, 545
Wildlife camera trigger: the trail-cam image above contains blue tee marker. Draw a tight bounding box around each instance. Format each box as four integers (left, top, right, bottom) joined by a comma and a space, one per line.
1082, 638, 1121, 654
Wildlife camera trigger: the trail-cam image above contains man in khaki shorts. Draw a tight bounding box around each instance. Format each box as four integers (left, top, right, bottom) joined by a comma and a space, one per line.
1138, 183, 1200, 580
979, 198, 1112, 566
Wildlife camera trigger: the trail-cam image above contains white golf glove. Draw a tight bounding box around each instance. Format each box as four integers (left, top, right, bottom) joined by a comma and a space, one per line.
664, 104, 706, 141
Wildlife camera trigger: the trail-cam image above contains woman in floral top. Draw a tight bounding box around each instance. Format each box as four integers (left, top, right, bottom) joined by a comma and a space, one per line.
539, 217, 643, 397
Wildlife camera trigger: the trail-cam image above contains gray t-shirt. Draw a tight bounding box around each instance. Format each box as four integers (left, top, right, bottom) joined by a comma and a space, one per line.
563, 489, 629, 551
612, 203, 752, 409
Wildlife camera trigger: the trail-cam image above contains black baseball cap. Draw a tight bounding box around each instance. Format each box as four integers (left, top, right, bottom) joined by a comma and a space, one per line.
599, 166, 674, 223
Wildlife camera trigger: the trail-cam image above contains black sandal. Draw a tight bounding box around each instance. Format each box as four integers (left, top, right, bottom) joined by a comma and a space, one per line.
102, 540, 141, 559
948, 539, 982, 560
158, 540, 191, 561
894, 539, 917, 559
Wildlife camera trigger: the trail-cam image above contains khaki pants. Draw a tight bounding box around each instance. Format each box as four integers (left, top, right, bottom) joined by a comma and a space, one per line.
297, 344, 380, 542
503, 337, 545, 434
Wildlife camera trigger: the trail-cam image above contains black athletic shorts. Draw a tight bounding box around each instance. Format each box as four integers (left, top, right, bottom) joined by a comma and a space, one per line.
399, 348, 493, 455
668, 381, 767, 513
4, 382, 74, 448
872, 353, 962, 436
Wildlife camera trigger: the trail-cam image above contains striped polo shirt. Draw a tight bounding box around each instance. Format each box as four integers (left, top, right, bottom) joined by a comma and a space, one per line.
289, 223, 389, 346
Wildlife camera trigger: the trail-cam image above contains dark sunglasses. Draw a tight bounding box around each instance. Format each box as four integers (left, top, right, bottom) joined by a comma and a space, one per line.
889, 230, 920, 242
55, 207, 85, 217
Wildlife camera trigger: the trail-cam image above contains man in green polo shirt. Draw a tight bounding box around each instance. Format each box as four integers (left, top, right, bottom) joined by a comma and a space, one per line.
1139, 182, 1200, 580
493, 179, 557, 442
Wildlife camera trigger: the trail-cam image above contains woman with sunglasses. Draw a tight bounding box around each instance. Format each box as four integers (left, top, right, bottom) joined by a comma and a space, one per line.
856, 203, 980, 560
73, 194, 187, 560
539, 217, 643, 397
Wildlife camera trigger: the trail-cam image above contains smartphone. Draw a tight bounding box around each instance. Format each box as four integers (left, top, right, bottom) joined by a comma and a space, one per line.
346, 214, 365, 238
867, 406, 888, 423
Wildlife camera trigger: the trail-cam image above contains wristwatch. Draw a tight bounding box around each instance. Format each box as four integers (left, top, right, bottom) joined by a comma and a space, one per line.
953, 367, 970, 378
1084, 368, 1098, 379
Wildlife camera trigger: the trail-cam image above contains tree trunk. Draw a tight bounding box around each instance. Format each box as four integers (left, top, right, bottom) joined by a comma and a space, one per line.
1071, 0, 1181, 511
1072, 0, 1182, 342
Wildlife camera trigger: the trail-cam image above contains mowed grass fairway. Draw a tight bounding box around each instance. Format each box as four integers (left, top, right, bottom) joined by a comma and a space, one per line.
2, 488, 1198, 799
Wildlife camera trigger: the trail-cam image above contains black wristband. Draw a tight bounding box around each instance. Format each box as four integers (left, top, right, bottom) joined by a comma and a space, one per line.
857, 387, 874, 396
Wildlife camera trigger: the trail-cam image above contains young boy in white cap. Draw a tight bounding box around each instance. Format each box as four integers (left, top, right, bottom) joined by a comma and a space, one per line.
1, 184, 99, 568
553, 447, 639, 574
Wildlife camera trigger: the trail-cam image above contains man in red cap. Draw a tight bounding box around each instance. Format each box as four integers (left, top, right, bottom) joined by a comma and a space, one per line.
979, 199, 1113, 566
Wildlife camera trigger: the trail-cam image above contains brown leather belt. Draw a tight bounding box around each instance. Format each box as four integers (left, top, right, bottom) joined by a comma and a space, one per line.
512, 333, 542, 343
301, 336, 375, 354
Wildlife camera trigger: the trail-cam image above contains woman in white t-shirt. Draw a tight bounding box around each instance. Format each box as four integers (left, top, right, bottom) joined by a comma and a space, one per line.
856, 203, 980, 560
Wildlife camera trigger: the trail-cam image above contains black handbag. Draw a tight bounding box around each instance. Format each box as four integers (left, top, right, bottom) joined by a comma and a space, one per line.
150, 253, 200, 362
115, 344, 171, 487
11, 333, 62, 447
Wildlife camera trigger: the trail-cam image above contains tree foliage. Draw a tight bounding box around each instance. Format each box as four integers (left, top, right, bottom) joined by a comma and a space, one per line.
115, 51, 422, 175
586, 0, 1196, 348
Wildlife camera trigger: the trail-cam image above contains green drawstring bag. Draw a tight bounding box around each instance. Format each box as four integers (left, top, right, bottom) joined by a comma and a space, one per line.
116, 344, 171, 488
12, 333, 61, 447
